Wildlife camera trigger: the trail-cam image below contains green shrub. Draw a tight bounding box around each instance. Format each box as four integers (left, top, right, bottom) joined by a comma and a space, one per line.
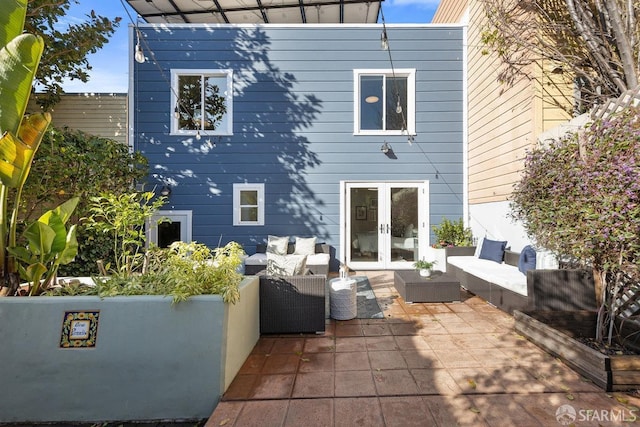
431, 218, 473, 248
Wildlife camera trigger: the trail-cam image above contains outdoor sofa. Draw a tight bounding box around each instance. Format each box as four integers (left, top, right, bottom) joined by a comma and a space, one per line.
446, 240, 596, 313
245, 236, 330, 334
244, 242, 331, 275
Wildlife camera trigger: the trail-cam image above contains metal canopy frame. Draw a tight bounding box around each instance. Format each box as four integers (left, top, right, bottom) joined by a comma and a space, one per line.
127, 0, 382, 24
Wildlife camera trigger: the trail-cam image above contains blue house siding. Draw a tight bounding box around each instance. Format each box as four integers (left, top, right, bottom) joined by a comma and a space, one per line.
131, 24, 464, 265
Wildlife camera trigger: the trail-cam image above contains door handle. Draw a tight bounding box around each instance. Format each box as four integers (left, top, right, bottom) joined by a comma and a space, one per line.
386, 224, 390, 234
380, 224, 385, 233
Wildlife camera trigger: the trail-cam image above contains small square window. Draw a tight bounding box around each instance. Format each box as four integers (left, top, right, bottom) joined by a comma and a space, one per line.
234, 183, 264, 226
354, 69, 415, 136
171, 69, 233, 136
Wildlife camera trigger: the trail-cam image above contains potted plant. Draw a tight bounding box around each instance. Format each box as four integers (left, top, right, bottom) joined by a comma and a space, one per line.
414, 259, 437, 277
425, 218, 474, 272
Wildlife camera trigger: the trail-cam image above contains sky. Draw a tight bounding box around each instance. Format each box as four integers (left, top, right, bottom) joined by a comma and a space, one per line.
61, 0, 441, 93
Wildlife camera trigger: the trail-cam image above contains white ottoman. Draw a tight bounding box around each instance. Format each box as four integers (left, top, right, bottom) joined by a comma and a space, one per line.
330, 278, 357, 320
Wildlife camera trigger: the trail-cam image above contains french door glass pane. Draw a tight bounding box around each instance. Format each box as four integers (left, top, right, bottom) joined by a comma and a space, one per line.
350, 187, 378, 262
390, 187, 418, 262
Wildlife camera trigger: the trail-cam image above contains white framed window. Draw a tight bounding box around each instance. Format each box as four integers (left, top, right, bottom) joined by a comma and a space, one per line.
146, 210, 192, 248
170, 69, 233, 136
233, 183, 265, 226
354, 69, 416, 136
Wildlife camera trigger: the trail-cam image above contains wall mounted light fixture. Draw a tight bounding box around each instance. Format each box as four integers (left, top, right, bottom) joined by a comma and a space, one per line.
134, 29, 145, 64
381, 29, 389, 50
381, 142, 391, 154
160, 185, 172, 197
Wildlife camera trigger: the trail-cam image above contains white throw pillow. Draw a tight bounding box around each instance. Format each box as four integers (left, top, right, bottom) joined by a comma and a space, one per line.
293, 236, 316, 255
267, 235, 289, 255
266, 253, 307, 276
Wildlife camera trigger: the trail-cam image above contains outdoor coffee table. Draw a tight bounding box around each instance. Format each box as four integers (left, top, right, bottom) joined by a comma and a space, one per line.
394, 270, 460, 303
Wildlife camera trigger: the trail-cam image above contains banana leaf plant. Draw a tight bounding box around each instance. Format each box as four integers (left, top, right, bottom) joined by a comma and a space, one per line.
0, 0, 53, 296
9, 197, 79, 295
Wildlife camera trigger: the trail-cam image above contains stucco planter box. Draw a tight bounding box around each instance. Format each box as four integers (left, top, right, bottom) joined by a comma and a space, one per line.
0, 276, 259, 424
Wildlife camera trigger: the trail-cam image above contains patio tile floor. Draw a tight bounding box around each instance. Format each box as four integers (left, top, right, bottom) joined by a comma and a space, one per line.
206, 271, 640, 426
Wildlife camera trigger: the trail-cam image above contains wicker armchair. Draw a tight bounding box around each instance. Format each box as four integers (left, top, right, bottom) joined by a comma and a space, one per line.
259, 274, 327, 334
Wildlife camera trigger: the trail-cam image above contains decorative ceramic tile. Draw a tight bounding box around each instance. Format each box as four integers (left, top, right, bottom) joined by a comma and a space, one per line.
60, 311, 100, 348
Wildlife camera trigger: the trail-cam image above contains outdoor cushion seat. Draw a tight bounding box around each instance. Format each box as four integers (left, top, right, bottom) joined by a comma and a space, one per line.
244, 239, 331, 275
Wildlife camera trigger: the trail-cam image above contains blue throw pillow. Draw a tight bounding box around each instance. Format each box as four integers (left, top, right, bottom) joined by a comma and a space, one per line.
518, 245, 537, 274
478, 239, 507, 263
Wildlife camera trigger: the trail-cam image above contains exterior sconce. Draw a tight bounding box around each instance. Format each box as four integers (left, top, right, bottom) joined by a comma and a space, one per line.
160, 185, 171, 197
381, 142, 391, 154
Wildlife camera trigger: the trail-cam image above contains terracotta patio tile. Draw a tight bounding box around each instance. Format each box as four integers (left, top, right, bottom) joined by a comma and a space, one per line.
291, 371, 334, 398
411, 368, 462, 395
401, 349, 442, 369
394, 335, 430, 350
422, 395, 488, 426
233, 400, 289, 427
379, 396, 435, 426
334, 370, 377, 397
426, 304, 454, 314
270, 337, 305, 354
284, 398, 333, 427
334, 397, 384, 426
303, 336, 336, 353
368, 350, 408, 370
424, 335, 462, 352
238, 354, 267, 374
364, 335, 398, 351
223, 374, 258, 400
362, 323, 392, 336
250, 374, 294, 399
469, 394, 543, 426
204, 401, 244, 427
373, 369, 419, 395
434, 349, 482, 369
334, 324, 364, 337
446, 367, 505, 394
261, 353, 300, 374
335, 351, 370, 371
389, 322, 421, 335
298, 352, 335, 372
416, 319, 449, 335
251, 337, 276, 354
445, 302, 475, 312
452, 334, 499, 350
334, 336, 366, 352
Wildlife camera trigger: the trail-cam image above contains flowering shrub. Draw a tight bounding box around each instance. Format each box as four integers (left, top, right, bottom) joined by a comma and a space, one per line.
511, 106, 640, 343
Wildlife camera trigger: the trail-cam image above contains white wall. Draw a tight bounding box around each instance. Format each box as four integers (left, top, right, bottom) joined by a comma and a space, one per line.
469, 200, 531, 252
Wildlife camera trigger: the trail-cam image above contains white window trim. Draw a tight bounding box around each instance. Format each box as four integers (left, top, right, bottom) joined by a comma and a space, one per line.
233, 183, 265, 226
170, 68, 234, 136
146, 210, 193, 247
353, 68, 416, 136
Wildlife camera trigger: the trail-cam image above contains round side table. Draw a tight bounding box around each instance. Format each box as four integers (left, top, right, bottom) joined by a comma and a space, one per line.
329, 278, 357, 320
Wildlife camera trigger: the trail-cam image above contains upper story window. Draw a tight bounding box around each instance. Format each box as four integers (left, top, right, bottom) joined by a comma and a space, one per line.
171, 69, 233, 136
233, 183, 265, 226
354, 69, 416, 136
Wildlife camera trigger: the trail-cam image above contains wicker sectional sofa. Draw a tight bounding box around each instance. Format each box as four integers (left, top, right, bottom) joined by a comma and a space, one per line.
446, 246, 596, 313
244, 242, 331, 275
259, 274, 327, 334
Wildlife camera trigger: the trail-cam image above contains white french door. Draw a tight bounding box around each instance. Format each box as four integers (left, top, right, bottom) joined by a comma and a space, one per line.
341, 181, 429, 270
